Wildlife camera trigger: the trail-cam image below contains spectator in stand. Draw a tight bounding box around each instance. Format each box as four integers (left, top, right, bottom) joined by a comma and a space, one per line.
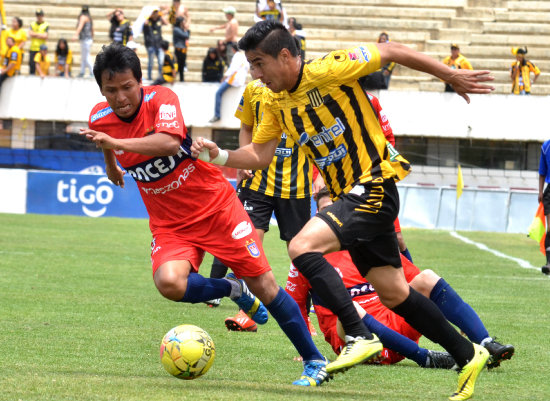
209, 43, 249, 123
442, 43, 473, 92
73, 5, 94, 78
143, 8, 168, 81
257, 0, 283, 23
511, 46, 540, 95
55, 39, 72, 77
255, 0, 287, 26
202, 47, 225, 83
288, 17, 305, 60
107, 9, 133, 46
168, 0, 190, 29
172, 16, 189, 82
209, 6, 239, 65
34, 44, 50, 78
152, 40, 177, 86
0, 36, 22, 89
7, 17, 27, 52
28, 9, 49, 75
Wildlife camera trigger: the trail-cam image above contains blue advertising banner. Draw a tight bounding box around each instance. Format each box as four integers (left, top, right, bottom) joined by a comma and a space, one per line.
27, 171, 148, 218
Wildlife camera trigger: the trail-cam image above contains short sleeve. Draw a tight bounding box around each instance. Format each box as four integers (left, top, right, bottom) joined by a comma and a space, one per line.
153, 88, 187, 140
327, 43, 381, 82
234, 83, 254, 126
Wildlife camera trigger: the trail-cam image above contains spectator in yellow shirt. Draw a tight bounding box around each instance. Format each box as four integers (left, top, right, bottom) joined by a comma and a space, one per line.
29, 9, 49, 75
0, 36, 22, 88
1, 17, 28, 60
55, 39, 72, 77
34, 44, 50, 78
442, 44, 473, 92
511, 47, 540, 95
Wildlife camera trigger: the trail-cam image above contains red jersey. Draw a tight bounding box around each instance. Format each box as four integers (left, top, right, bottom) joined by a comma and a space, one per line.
285, 251, 420, 357
89, 86, 235, 234
367, 92, 394, 146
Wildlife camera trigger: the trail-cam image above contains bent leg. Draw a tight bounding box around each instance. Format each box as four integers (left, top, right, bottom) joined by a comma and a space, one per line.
154, 259, 232, 302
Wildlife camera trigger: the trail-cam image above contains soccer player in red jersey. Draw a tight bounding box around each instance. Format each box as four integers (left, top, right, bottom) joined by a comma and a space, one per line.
80, 43, 329, 386
286, 188, 514, 369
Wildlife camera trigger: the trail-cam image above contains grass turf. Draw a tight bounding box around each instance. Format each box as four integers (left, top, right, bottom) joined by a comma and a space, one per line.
1, 213, 549, 400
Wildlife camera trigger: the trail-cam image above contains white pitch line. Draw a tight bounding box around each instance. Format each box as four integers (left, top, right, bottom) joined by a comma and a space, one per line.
449, 231, 539, 271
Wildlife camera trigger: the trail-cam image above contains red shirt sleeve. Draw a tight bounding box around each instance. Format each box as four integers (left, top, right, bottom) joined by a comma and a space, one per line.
153, 87, 187, 141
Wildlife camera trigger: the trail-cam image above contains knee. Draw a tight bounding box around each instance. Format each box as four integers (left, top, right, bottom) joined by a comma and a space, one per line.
410, 269, 440, 298
288, 236, 308, 260
378, 283, 410, 309
154, 268, 188, 301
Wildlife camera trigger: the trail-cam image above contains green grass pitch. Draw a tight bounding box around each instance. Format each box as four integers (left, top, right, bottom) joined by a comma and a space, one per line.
1, 213, 549, 400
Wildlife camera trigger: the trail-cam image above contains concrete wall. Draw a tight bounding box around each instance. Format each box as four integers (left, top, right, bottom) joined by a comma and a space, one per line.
0, 76, 548, 141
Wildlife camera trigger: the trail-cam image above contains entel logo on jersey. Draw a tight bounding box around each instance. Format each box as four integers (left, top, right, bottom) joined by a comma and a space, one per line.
159, 104, 177, 120
90, 107, 113, 123
232, 221, 252, 240
299, 117, 345, 147
57, 177, 114, 217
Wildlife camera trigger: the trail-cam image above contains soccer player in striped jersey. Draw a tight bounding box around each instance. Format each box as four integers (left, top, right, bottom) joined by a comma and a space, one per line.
192, 21, 494, 400
207, 77, 323, 330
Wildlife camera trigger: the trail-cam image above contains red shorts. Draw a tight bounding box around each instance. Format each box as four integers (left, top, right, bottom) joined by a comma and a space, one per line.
150, 195, 271, 278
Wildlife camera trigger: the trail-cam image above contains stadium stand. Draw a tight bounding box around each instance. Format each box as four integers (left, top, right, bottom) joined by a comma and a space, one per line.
3, 0, 550, 94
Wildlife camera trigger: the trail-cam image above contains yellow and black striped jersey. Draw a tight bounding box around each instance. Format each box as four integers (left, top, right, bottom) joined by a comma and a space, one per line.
253, 44, 410, 200
235, 79, 313, 199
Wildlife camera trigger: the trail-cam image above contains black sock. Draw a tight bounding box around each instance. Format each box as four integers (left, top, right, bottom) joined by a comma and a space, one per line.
391, 287, 474, 367
292, 252, 372, 339
545, 235, 550, 264
210, 257, 229, 279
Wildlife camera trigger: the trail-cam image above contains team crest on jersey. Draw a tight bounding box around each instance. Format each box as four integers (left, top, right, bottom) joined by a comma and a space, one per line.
306, 87, 324, 108
159, 104, 177, 120
245, 239, 261, 258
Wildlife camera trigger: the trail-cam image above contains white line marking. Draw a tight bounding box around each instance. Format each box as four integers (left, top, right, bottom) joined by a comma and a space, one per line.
449, 231, 540, 271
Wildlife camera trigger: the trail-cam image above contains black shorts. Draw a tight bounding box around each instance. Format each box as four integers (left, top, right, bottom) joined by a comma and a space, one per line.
543, 185, 550, 215
237, 187, 311, 241
317, 178, 401, 275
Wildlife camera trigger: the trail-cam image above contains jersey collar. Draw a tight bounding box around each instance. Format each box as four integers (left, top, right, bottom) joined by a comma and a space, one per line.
289, 60, 304, 93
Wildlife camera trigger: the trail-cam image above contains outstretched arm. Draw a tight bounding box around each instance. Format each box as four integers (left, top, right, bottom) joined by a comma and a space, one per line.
81, 129, 181, 157
376, 41, 494, 103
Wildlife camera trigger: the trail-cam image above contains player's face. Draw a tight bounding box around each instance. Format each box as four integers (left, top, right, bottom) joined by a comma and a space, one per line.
100, 69, 142, 119
246, 48, 291, 93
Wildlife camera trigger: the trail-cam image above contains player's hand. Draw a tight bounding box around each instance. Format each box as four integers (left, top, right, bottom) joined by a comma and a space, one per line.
538, 192, 543, 204
106, 163, 125, 188
237, 169, 253, 183
191, 136, 219, 161
447, 69, 495, 103
312, 174, 326, 197
80, 128, 120, 150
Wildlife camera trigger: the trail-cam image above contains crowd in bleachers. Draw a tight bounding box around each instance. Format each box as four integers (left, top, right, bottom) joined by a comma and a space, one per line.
0, 0, 543, 96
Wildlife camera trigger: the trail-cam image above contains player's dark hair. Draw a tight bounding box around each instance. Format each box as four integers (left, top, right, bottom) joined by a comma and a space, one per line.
14, 17, 23, 29
315, 187, 331, 210
238, 20, 299, 58
160, 40, 169, 51
93, 43, 142, 88
56, 38, 69, 57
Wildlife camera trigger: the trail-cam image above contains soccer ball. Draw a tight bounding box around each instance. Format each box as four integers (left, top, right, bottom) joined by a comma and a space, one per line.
160, 324, 216, 380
